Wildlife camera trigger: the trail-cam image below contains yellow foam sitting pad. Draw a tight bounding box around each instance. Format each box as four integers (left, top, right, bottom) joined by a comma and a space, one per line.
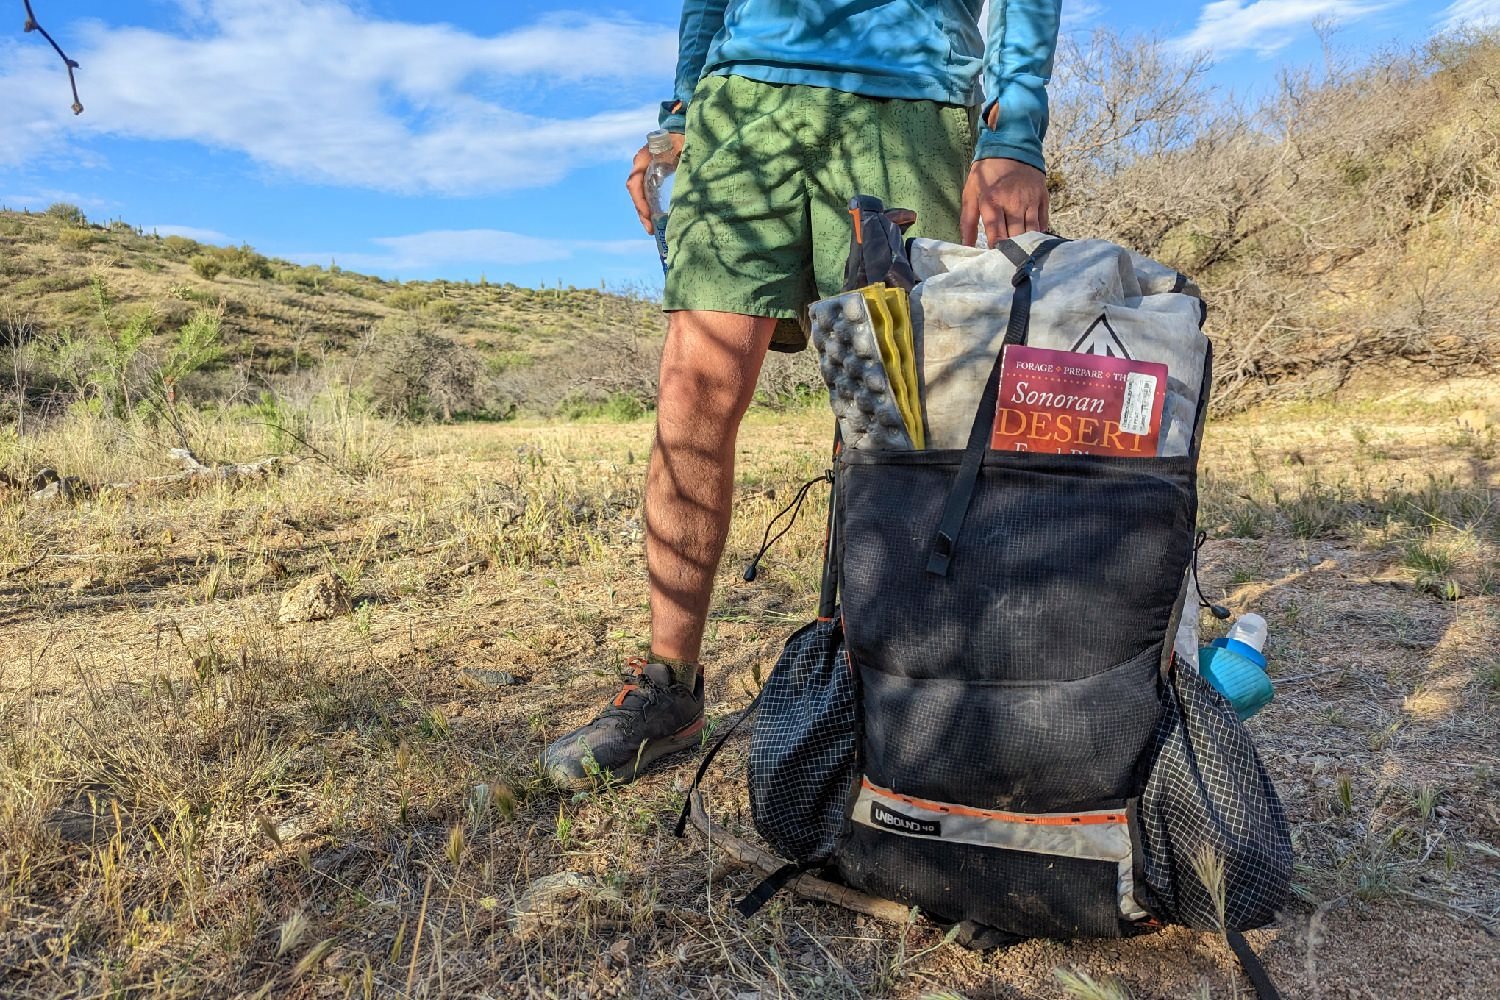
861, 283, 924, 449
883, 285, 923, 449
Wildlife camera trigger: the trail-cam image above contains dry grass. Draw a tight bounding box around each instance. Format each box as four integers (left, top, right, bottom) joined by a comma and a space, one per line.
1, 371, 1498, 998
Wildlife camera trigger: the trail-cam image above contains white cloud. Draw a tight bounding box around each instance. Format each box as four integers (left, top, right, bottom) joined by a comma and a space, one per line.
287, 228, 644, 274
0, 188, 113, 212
150, 224, 233, 244
980, 2, 1105, 37
1174, 0, 1390, 56
1063, 2, 1108, 31
0, 2, 675, 194
1438, 0, 1500, 31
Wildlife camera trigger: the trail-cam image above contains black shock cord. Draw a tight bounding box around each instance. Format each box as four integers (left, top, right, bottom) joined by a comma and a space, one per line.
1193, 530, 1231, 620
741, 471, 834, 583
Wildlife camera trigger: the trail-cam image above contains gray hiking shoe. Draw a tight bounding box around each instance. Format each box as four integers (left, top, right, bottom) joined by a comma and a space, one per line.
543, 657, 705, 790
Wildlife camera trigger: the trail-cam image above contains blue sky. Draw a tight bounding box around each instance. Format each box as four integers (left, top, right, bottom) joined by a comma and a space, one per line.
2, 0, 1494, 291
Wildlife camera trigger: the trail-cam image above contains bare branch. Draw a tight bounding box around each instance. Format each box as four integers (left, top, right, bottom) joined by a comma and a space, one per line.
21, 0, 83, 114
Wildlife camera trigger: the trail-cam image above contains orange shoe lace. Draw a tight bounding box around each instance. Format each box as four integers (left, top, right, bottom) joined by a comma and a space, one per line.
610, 656, 650, 708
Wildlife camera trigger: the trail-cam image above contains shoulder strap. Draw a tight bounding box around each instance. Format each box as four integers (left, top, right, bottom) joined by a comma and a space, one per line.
1226, 929, 1283, 1000
926, 237, 1067, 577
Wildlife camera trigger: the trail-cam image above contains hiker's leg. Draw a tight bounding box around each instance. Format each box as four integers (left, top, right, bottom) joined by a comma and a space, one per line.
539, 307, 773, 790
542, 79, 810, 788
646, 309, 778, 664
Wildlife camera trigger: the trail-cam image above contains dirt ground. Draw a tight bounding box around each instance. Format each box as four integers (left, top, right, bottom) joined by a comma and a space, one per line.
1, 378, 1498, 998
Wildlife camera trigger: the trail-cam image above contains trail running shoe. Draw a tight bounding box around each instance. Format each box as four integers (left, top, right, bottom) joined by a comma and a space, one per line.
542, 658, 705, 790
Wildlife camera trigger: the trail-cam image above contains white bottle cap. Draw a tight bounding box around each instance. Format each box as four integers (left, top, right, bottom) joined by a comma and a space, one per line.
1225, 613, 1268, 653
646, 129, 675, 154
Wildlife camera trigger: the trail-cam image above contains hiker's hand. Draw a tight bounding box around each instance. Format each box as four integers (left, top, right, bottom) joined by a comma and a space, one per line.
626, 132, 685, 235
960, 158, 1050, 245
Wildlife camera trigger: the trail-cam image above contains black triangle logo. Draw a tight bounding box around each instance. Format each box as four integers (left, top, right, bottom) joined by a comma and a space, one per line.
1071, 314, 1132, 359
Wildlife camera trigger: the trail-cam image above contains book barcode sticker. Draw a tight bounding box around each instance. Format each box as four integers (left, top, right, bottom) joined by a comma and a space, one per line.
1120, 372, 1157, 436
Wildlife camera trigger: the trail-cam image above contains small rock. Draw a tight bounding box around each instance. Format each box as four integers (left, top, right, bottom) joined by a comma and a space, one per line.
510, 872, 623, 940
278, 572, 352, 623
459, 668, 521, 690
28, 478, 79, 506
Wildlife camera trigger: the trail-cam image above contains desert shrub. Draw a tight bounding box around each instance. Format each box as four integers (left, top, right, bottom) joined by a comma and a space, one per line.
423, 298, 462, 324
356, 317, 498, 421
492, 330, 659, 417
327, 276, 379, 299
163, 309, 224, 383
559, 391, 647, 422
45, 202, 86, 225
56, 227, 97, 250
756, 348, 824, 409
190, 256, 223, 281
277, 266, 325, 293
210, 244, 274, 280
385, 288, 429, 312
161, 235, 202, 257
0, 307, 40, 349
485, 349, 534, 374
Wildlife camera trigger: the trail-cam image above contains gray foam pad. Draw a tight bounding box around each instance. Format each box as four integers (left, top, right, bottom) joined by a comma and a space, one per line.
809, 292, 914, 452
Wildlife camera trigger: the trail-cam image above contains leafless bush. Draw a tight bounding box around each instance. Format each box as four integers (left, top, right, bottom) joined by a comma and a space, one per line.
1047, 29, 1500, 410
493, 331, 660, 417
355, 317, 498, 421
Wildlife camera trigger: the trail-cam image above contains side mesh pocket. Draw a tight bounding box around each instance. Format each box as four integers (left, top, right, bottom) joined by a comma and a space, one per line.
1139, 663, 1292, 930
748, 617, 859, 865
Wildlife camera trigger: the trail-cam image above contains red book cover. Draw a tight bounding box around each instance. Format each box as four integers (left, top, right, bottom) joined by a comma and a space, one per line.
990, 345, 1168, 456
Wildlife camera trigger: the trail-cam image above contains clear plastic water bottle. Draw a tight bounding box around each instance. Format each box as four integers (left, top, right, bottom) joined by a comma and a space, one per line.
643, 129, 677, 274
1198, 613, 1274, 721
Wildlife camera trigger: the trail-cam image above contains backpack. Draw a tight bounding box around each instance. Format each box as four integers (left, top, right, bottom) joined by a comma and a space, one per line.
682, 202, 1293, 997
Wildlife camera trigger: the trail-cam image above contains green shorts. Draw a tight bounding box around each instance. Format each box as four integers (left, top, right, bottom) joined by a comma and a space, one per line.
663, 74, 976, 351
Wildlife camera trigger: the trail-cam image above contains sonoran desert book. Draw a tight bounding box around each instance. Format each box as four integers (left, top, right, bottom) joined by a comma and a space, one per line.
990, 345, 1167, 457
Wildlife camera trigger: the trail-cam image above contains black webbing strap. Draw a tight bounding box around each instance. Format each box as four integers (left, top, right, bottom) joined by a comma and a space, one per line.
1226, 929, 1283, 1000
995, 239, 1031, 267
735, 862, 809, 917
925, 237, 1067, 576
672, 688, 765, 838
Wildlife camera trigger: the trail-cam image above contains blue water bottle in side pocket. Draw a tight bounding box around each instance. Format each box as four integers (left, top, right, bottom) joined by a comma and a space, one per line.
1198, 612, 1273, 721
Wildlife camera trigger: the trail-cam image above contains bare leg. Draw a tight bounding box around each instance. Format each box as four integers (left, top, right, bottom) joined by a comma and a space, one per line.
646, 310, 778, 664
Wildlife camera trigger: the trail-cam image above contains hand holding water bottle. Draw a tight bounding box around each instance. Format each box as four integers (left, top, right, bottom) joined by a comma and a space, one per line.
626, 129, 683, 273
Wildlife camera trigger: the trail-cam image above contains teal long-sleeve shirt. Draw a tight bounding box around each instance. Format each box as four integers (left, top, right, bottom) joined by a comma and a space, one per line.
658, 0, 1062, 172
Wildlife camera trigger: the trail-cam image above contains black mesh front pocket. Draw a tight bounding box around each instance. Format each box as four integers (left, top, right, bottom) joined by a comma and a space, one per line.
1139, 664, 1292, 930
860, 645, 1163, 811
748, 618, 859, 865
839, 450, 1196, 684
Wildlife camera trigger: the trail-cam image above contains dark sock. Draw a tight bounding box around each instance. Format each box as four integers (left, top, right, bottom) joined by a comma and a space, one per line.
650, 652, 702, 690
